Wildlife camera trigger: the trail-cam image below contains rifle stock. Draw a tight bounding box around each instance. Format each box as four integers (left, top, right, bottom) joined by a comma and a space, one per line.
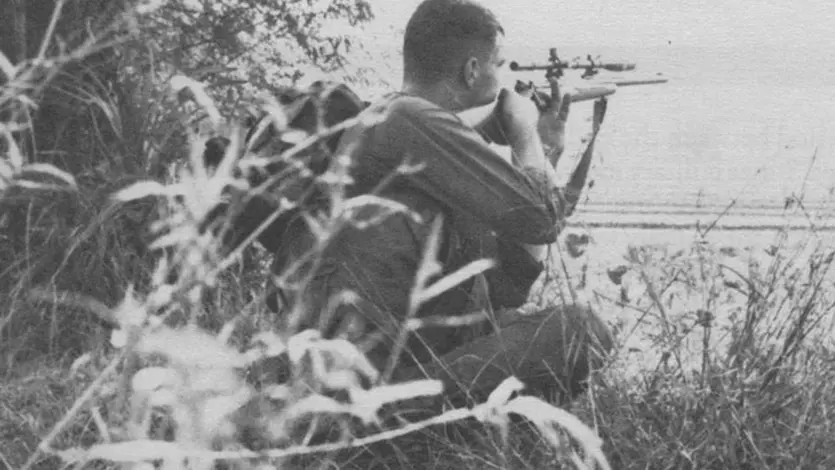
456, 83, 618, 130
530, 76, 669, 88
603, 76, 669, 86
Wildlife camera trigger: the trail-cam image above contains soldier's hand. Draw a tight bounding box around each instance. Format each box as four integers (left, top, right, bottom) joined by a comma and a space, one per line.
477, 87, 541, 148
534, 76, 572, 165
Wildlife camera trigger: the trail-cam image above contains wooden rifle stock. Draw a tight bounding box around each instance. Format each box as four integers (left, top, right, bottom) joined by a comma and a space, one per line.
456, 83, 618, 130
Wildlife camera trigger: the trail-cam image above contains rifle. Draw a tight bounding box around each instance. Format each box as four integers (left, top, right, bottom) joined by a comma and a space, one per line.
458, 47, 668, 128
457, 48, 668, 262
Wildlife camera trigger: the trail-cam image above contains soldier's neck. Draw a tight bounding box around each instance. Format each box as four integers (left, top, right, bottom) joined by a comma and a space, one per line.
401, 80, 471, 113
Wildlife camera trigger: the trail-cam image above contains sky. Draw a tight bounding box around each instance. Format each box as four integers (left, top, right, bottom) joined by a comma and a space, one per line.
353, 0, 835, 210
366, 0, 835, 51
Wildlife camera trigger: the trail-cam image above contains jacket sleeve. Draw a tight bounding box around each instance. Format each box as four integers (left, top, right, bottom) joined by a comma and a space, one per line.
376, 97, 566, 245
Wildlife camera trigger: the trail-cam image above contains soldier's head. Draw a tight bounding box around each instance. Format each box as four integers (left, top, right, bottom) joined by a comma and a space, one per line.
403, 0, 507, 110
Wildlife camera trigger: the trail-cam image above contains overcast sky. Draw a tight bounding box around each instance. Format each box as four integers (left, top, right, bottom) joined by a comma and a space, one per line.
368, 0, 834, 50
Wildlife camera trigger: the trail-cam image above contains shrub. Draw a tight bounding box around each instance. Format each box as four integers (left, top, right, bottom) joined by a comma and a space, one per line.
1, 3, 610, 469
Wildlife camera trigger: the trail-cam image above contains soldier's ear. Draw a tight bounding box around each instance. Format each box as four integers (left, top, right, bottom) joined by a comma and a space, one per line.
462, 56, 481, 89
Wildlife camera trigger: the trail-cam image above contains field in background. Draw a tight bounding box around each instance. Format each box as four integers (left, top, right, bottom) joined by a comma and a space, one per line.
559, 221, 835, 351
571, 201, 835, 230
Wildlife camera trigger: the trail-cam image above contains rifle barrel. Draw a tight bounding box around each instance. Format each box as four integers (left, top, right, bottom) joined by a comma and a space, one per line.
534, 77, 669, 89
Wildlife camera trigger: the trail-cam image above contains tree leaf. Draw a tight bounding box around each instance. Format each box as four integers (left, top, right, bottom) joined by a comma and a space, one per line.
22, 163, 78, 189
486, 376, 525, 409
3, 131, 23, 171
416, 258, 495, 305
131, 367, 181, 394
503, 396, 611, 470
59, 441, 186, 463
0, 50, 15, 80
113, 180, 170, 202
170, 74, 221, 127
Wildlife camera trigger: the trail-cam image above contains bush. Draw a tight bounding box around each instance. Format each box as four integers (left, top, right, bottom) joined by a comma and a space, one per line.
1, 2, 609, 469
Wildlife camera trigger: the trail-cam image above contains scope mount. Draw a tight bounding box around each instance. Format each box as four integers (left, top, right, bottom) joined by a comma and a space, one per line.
545, 48, 563, 79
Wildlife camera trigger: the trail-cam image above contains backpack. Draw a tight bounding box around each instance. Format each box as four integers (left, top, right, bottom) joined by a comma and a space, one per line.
200, 81, 369, 255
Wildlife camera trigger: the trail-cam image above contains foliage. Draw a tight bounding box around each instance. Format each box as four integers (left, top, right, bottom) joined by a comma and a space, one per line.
544, 215, 835, 468
124, 0, 385, 107
1, 2, 610, 469
0, 0, 384, 363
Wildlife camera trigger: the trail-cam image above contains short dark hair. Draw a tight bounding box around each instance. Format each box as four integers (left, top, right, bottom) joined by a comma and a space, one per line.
403, 0, 504, 84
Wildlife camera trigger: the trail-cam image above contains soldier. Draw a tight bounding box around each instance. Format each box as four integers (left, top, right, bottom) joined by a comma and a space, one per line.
251, 0, 614, 410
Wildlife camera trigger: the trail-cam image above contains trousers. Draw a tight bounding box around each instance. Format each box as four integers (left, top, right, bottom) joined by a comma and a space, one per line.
393, 302, 614, 409
267, 258, 614, 409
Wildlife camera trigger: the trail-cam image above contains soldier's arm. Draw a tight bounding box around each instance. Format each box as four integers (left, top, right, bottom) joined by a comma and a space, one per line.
375, 96, 567, 246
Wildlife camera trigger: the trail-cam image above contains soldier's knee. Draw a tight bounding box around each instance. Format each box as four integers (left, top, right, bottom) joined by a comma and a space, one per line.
547, 304, 614, 357
576, 305, 614, 356
529, 304, 614, 400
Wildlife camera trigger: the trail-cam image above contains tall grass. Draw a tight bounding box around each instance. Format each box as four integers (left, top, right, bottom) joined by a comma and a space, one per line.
1, 3, 609, 470
546, 198, 835, 468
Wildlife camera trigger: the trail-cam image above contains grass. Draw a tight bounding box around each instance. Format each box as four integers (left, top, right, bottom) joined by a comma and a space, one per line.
556, 225, 835, 469
5, 224, 835, 470
3, 3, 835, 470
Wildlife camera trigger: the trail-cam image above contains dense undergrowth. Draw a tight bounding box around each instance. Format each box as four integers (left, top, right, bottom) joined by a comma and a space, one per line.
3, 2, 835, 470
